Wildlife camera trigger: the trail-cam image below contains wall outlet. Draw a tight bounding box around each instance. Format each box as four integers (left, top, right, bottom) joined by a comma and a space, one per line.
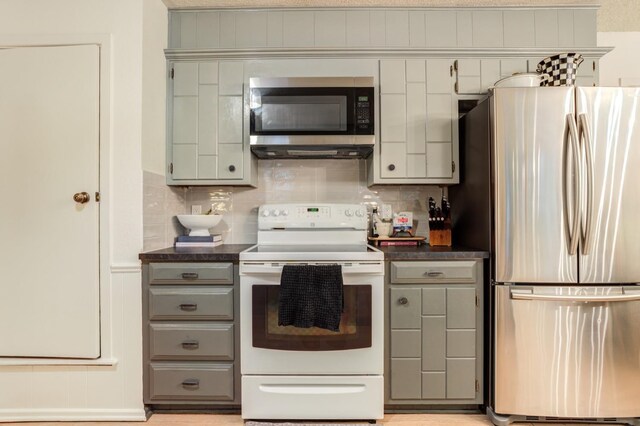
381, 204, 393, 220
191, 205, 202, 215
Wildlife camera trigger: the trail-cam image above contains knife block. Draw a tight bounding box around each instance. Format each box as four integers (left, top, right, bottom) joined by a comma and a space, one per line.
429, 223, 452, 247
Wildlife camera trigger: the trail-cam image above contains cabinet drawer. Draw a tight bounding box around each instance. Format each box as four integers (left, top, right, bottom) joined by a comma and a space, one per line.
149, 362, 234, 401
149, 323, 234, 361
149, 286, 233, 320
149, 262, 233, 284
390, 261, 477, 284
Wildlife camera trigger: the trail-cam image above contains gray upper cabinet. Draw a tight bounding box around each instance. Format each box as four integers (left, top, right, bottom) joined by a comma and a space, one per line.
168, 7, 600, 50
377, 59, 459, 184
167, 60, 255, 186
167, 6, 604, 186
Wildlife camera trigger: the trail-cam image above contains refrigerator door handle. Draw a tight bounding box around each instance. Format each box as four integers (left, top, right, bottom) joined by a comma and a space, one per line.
578, 113, 595, 255
565, 114, 581, 256
511, 289, 640, 302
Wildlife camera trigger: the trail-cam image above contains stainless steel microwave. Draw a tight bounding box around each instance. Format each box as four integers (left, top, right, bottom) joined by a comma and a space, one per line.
249, 77, 375, 159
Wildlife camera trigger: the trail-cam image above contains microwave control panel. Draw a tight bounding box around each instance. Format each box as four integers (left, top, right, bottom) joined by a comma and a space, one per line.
354, 87, 374, 135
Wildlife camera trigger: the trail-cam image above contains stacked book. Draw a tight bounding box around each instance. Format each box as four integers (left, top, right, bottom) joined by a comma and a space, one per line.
175, 235, 223, 248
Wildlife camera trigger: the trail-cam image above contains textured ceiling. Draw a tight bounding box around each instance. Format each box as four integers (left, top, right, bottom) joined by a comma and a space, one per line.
161, 0, 599, 9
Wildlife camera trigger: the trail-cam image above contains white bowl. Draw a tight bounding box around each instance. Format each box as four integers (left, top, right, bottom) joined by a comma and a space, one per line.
177, 214, 223, 236
494, 73, 542, 88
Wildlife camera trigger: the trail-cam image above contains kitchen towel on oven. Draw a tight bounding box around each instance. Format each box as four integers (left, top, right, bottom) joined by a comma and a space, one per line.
278, 264, 344, 332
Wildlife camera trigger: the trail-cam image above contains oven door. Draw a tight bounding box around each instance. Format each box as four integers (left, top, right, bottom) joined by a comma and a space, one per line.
240, 261, 384, 375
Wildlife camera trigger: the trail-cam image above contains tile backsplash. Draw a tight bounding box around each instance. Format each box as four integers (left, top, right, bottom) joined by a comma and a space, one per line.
143, 160, 444, 251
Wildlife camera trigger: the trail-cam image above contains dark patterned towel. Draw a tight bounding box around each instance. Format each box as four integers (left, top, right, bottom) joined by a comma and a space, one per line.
278, 264, 343, 332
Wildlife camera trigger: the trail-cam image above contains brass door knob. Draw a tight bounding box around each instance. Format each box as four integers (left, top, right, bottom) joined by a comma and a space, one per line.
73, 192, 90, 204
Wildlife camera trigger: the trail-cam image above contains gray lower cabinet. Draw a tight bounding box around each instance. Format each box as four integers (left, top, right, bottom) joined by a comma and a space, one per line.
142, 262, 240, 406
385, 260, 483, 405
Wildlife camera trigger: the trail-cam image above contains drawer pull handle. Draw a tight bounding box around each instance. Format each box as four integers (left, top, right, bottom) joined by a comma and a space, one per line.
179, 303, 198, 311
181, 378, 200, 389
182, 340, 200, 350
398, 297, 409, 305
181, 272, 199, 279
426, 271, 444, 277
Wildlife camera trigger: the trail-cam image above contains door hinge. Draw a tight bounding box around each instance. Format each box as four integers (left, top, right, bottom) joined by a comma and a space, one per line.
169, 162, 173, 174
170, 68, 174, 79
95, 191, 101, 202
475, 380, 479, 393
452, 161, 456, 173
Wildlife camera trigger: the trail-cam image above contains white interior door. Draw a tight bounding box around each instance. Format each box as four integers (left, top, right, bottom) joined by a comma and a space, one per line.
0, 45, 100, 358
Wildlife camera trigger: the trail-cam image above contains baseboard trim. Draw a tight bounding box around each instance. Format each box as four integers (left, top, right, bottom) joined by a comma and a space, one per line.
0, 408, 146, 422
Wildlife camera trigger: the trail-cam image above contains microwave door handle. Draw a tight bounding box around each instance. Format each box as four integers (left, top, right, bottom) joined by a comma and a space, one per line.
565, 114, 581, 256
578, 113, 595, 255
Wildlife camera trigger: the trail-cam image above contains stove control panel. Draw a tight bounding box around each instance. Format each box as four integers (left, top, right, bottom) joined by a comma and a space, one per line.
258, 203, 367, 230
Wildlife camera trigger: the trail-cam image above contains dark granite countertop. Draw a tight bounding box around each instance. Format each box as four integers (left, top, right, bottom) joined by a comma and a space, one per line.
139, 244, 488, 263
139, 244, 254, 263
376, 245, 489, 260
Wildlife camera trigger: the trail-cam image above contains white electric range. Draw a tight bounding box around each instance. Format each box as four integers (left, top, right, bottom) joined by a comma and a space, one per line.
239, 203, 384, 421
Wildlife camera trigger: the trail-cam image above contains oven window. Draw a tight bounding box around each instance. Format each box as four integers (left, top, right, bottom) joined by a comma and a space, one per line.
252, 285, 372, 351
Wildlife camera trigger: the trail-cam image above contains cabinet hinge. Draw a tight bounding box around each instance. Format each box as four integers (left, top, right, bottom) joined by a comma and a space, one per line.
454, 81, 459, 94
453, 60, 458, 72
476, 380, 479, 393
95, 192, 101, 202
170, 68, 174, 79
593, 61, 596, 72
169, 162, 173, 174
475, 294, 479, 307
450, 64, 454, 77
452, 161, 456, 173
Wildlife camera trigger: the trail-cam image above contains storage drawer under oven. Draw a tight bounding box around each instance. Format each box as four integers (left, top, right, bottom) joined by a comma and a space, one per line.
149, 323, 234, 361
149, 362, 234, 401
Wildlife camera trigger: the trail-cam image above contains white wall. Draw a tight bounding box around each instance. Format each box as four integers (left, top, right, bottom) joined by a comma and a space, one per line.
0, 0, 166, 420
598, 32, 640, 86
143, 0, 169, 176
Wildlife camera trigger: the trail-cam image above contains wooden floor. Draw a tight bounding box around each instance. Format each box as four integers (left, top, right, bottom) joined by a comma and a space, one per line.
2, 413, 601, 425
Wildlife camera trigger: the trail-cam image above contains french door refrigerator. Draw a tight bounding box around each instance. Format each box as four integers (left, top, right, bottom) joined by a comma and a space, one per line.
450, 86, 640, 425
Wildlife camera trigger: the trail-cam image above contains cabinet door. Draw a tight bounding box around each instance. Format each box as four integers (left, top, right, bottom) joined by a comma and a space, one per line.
377, 58, 457, 184
169, 60, 248, 184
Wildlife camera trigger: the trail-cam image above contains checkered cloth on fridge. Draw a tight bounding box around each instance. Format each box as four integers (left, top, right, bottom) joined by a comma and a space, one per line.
537, 53, 584, 86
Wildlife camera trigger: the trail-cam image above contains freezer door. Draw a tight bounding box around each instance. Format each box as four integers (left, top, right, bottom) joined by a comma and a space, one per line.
576, 87, 640, 283
492, 87, 578, 283
494, 285, 640, 418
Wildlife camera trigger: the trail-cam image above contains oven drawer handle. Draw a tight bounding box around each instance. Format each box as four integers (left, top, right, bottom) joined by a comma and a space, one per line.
179, 303, 198, 311
425, 271, 444, 277
181, 340, 200, 350
259, 384, 366, 395
511, 291, 640, 303
181, 379, 200, 389
181, 272, 199, 280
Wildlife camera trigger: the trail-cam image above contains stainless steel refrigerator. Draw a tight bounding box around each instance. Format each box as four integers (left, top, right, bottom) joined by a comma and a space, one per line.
450, 86, 640, 425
